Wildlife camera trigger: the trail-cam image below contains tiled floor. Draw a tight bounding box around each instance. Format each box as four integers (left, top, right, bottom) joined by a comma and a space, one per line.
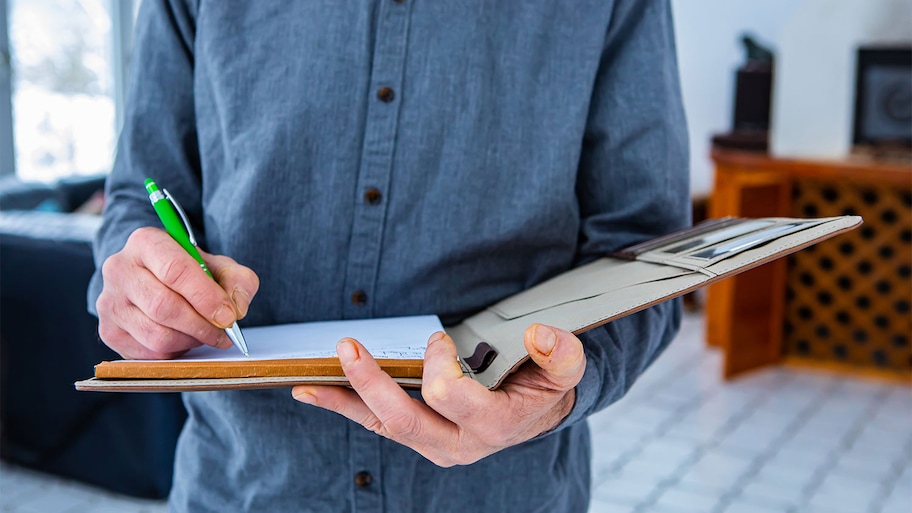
588, 313, 912, 513
1, 312, 910, 513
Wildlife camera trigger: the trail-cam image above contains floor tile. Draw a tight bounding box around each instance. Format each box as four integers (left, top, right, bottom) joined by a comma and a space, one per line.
719, 500, 784, 513
587, 498, 638, 513
592, 471, 664, 507
831, 448, 903, 483
880, 481, 912, 513
750, 461, 818, 490
675, 451, 755, 495
737, 479, 805, 511
652, 486, 721, 513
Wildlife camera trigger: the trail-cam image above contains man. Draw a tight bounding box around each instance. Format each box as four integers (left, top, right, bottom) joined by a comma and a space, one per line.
89, 1, 689, 511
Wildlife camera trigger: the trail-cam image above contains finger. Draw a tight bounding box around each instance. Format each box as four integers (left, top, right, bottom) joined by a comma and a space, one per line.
337, 338, 459, 445
201, 250, 259, 319
291, 385, 382, 430
97, 308, 194, 360
104, 240, 228, 349
421, 331, 498, 426
127, 266, 229, 349
523, 324, 586, 391
292, 382, 472, 467
129, 228, 237, 329
97, 256, 200, 359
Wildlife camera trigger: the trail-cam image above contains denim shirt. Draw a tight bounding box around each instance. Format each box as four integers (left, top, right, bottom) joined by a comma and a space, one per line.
89, 0, 689, 511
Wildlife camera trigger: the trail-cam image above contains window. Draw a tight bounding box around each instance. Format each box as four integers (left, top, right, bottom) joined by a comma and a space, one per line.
1, 0, 135, 182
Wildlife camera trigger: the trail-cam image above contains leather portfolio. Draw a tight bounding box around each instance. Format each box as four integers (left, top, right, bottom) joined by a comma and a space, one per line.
76, 216, 861, 393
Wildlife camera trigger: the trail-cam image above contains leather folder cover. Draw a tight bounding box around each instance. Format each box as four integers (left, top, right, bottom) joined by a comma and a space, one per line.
76, 216, 861, 393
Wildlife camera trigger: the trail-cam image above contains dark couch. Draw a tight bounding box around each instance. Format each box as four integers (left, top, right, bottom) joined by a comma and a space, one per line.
0, 175, 187, 499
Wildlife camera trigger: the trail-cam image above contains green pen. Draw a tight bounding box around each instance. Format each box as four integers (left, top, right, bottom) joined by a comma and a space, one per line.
144, 178, 250, 356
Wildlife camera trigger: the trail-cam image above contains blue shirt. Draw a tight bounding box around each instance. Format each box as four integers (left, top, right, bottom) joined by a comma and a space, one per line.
89, 0, 690, 511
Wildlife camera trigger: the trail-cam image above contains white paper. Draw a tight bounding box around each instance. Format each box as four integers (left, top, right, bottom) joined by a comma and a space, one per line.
171, 315, 444, 362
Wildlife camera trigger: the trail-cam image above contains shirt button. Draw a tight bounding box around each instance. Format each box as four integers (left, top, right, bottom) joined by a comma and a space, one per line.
351, 290, 368, 306
354, 471, 372, 488
364, 188, 382, 205
377, 87, 395, 103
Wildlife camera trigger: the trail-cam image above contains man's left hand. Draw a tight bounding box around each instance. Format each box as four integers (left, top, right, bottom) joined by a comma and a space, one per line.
291, 323, 586, 467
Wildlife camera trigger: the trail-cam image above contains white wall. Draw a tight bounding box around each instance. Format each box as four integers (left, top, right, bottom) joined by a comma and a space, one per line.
671, 0, 801, 196
772, 0, 912, 159
671, 0, 912, 196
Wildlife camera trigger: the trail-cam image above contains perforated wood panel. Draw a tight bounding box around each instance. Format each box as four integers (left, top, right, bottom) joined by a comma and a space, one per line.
784, 179, 912, 372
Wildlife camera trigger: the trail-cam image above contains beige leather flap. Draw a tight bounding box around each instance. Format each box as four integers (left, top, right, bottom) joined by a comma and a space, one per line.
489, 260, 694, 320
450, 215, 862, 390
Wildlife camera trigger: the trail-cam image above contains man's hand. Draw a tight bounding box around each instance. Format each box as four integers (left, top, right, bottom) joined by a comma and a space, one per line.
291, 323, 585, 467
96, 227, 260, 359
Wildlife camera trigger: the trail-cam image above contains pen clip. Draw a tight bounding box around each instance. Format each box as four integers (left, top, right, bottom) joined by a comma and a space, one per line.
162, 189, 198, 247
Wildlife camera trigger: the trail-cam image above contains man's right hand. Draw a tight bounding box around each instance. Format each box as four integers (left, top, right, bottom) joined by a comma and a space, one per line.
96, 227, 260, 360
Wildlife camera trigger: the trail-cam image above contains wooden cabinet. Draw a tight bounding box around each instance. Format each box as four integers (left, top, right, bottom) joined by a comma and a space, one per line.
707, 150, 911, 380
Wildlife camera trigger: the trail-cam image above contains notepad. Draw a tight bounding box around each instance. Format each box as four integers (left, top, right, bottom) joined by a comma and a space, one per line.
83, 315, 443, 390
166, 315, 440, 361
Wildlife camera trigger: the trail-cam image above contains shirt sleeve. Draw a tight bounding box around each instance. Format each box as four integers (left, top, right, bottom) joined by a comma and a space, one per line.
87, 0, 201, 315
558, 0, 691, 428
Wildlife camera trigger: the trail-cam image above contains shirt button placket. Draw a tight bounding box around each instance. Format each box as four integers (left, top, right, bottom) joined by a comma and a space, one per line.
347, 0, 412, 507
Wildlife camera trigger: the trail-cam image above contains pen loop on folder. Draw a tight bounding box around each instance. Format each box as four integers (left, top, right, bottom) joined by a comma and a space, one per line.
462, 342, 498, 374
162, 189, 198, 247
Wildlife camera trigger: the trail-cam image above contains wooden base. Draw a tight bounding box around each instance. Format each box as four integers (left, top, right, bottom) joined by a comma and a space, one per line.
707, 149, 911, 380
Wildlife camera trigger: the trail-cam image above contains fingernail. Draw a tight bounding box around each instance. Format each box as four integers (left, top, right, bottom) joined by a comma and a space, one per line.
533, 325, 557, 356
292, 388, 316, 404
214, 333, 228, 349
212, 304, 235, 328
337, 339, 359, 366
232, 287, 251, 318
428, 331, 446, 345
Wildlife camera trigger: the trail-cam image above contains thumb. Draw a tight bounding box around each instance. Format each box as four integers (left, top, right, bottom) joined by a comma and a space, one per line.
200, 250, 260, 319
523, 324, 586, 391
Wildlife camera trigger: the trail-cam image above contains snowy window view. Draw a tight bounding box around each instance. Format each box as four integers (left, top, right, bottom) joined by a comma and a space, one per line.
9, 0, 115, 182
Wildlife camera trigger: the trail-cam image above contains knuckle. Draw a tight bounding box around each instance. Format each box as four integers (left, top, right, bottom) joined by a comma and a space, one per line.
421, 378, 451, 408
125, 228, 145, 247
363, 417, 386, 435
193, 323, 219, 344
100, 252, 127, 281
381, 411, 421, 439
431, 456, 458, 468
96, 318, 120, 344
100, 256, 115, 278
143, 324, 183, 353
146, 292, 181, 323
242, 267, 260, 293
127, 227, 157, 251
451, 453, 474, 466
187, 287, 222, 316
447, 449, 481, 467
95, 291, 114, 316
159, 258, 192, 288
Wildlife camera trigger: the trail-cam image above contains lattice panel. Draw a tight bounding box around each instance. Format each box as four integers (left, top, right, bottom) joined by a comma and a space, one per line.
784, 178, 912, 372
